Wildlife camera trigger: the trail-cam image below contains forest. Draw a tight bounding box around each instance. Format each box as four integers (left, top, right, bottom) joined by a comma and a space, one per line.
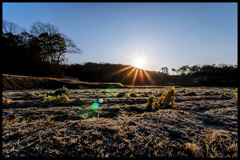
2, 20, 238, 87
62, 62, 238, 86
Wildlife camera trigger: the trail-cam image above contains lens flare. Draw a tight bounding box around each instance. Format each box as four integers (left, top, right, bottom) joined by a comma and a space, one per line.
105, 86, 119, 98
91, 102, 99, 110
99, 98, 104, 103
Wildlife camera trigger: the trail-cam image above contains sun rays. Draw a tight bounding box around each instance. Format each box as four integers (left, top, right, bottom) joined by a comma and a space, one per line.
102, 65, 155, 86
101, 48, 155, 86
133, 57, 146, 69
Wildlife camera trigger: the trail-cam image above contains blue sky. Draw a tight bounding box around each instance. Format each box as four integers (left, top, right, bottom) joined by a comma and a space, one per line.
2, 2, 237, 73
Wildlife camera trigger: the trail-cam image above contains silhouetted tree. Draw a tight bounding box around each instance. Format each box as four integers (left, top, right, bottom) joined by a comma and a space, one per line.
179, 65, 188, 75
161, 67, 168, 74
30, 21, 82, 64
2, 20, 26, 34
189, 65, 201, 75
2, 20, 82, 77
172, 68, 176, 75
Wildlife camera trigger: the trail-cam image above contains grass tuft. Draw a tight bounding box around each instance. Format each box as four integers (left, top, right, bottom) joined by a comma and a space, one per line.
22, 92, 35, 100
231, 88, 238, 99
43, 93, 69, 106
54, 86, 71, 96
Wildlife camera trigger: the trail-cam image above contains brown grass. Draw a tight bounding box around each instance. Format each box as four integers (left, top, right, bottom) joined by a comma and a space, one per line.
2, 87, 238, 158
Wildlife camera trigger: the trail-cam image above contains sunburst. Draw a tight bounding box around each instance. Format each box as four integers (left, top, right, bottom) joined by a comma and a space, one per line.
101, 54, 154, 86
133, 57, 146, 69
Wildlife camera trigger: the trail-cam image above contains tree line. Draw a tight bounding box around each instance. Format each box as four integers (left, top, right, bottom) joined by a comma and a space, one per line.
160, 64, 238, 86
2, 20, 238, 86
161, 64, 238, 77
62, 62, 170, 85
63, 62, 238, 86
2, 20, 81, 77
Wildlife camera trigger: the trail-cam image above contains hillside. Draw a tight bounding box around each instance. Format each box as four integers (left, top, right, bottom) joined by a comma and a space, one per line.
2, 74, 124, 90
62, 63, 172, 86
62, 63, 238, 87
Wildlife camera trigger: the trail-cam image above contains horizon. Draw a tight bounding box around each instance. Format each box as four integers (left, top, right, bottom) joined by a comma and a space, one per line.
63, 61, 238, 76
3, 2, 237, 74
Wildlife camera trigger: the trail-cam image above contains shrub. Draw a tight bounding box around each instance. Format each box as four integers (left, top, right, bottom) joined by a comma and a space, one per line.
146, 86, 178, 110
44, 93, 69, 106
54, 86, 71, 96
146, 95, 158, 110
158, 86, 178, 108
22, 92, 35, 100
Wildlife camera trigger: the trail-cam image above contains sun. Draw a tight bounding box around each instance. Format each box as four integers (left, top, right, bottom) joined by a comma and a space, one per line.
103, 52, 154, 86
133, 57, 146, 69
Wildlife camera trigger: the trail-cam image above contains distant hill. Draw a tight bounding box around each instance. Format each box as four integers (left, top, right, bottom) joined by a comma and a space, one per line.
62, 62, 171, 86
2, 62, 238, 90
62, 62, 238, 87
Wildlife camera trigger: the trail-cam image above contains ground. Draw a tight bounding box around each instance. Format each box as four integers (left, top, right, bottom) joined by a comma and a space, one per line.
2, 86, 238, 158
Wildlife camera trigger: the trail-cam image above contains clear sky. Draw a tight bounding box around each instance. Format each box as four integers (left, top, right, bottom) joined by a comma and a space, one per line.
2, 2, 237, 74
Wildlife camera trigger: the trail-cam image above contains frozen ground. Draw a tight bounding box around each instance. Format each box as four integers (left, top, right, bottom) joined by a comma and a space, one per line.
2, 86, 238, 158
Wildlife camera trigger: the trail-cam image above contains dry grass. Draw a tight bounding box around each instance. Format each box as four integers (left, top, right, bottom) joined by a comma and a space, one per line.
2, 87, 238, 158
2, 98, 13, 105
199, 130, 238, 158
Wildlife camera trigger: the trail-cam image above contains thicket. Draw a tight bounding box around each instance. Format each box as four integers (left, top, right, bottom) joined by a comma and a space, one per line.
2, 20, 81, 77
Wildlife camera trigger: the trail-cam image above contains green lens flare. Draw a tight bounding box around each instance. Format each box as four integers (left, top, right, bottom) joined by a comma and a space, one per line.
91, 102, 99, 110
105, 86, 119, 98
99, 98, 104, 103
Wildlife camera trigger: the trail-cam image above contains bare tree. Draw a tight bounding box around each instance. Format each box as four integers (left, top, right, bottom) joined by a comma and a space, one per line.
61, 34, 82, 54
2, 20, 26, 34
30, 20, 59, 36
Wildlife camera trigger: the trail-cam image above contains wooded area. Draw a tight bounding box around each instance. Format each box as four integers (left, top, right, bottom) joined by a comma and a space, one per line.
2, 20, 81, 77
2, 20, 238, 87
63, 62, 238, 86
